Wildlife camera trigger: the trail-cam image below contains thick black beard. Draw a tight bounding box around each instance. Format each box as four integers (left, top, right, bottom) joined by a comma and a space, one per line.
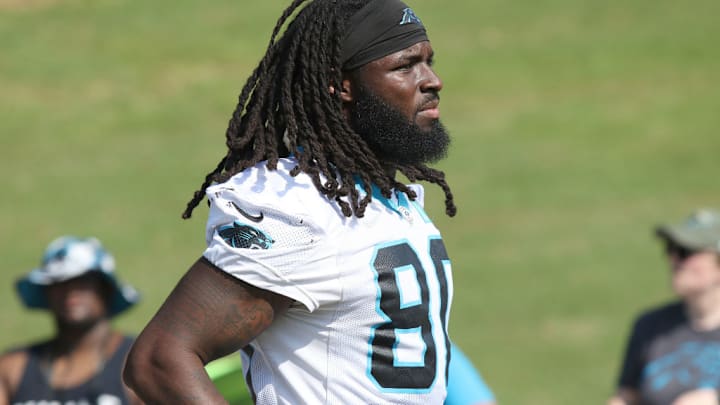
349, 87, 450, 166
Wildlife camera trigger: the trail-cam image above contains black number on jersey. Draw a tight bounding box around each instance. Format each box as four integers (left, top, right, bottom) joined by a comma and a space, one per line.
368, 239, 451, 391
430, 237, 452, 384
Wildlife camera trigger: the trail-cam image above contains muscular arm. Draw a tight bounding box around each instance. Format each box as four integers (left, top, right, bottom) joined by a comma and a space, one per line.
123, 257, 292, 403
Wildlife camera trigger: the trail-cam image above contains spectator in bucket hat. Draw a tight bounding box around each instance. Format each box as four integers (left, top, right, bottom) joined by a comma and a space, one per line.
609, 209, 720, 405
16, 236, 139, 317
0, 236, 143, 404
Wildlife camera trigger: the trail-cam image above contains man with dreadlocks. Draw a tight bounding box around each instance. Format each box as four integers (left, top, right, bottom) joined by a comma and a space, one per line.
124, 0, 460, 403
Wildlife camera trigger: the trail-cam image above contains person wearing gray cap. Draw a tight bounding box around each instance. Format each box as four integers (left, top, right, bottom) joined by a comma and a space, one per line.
609, 209, 720, 405
0, 236, 143, 405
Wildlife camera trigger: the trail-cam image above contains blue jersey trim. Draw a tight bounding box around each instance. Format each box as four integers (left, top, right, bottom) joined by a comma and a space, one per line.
354, 178, 416, 221
445, 346, 495, 405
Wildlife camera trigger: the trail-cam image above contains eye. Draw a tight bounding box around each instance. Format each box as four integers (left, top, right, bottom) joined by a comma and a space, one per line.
393, 62, 414, 71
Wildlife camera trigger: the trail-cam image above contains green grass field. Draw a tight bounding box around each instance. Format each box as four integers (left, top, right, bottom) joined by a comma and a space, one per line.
1, 0, 719, 403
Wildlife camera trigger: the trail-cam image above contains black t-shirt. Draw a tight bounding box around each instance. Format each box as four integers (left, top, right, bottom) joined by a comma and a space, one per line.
618, 300, 720, 404
11, 335, 134, 405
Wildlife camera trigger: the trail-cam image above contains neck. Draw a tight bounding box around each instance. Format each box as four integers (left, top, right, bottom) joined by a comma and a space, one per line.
685, 287, 720, 331
52, 319, 114, 355
44, 319, 117, 390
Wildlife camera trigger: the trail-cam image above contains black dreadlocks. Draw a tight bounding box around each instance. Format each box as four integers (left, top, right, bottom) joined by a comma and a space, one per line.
182, 0, 456, 220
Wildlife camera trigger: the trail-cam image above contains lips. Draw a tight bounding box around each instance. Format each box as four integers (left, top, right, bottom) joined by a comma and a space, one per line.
418, 99, 440, 119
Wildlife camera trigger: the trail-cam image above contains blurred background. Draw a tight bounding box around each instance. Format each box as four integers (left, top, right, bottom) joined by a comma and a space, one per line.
1, 0, 718, 403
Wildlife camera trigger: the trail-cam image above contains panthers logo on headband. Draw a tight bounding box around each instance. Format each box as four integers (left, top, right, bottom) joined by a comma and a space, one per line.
218, 221, 274, 250
399, 7, 422, 25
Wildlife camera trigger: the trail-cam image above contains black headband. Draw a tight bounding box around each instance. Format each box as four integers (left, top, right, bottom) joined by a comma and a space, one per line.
341, 0, 428, 70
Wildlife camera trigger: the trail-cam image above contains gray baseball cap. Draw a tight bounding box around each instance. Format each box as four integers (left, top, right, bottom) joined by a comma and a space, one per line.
655, 209, 720, 253
16, 236, 140, 317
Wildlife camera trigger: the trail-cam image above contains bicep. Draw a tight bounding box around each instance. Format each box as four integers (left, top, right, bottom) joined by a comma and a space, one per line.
139, 256, 292, 363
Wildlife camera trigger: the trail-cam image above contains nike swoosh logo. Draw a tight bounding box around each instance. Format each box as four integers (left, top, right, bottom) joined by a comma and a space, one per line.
230, 201, 264, 223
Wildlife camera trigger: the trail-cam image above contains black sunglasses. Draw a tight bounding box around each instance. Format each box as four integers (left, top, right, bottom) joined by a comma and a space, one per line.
665, 243, 697, 261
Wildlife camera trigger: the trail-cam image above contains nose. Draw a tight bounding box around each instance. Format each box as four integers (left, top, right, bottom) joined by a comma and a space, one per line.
420, 64, 443, 93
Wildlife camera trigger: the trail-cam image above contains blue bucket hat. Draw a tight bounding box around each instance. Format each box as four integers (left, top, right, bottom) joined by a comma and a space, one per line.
16, 236, 140, 317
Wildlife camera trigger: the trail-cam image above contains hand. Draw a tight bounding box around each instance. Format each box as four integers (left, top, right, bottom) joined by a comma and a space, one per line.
607, 387, 640, 405
672, 388, 719, 405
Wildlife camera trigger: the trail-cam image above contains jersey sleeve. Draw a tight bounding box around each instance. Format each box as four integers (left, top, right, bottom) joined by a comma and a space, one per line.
202, 179, 341, 312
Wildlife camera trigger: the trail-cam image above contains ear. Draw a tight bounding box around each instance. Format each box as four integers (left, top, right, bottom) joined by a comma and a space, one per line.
338, 77, 354, 103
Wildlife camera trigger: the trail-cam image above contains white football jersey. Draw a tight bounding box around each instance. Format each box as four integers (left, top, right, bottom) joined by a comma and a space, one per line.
203, 158, 453, 404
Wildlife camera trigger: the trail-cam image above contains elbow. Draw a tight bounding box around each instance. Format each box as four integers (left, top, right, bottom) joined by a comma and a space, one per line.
123, 340, 148, 395
123, 332, 206, 402
123, 335, 167, 398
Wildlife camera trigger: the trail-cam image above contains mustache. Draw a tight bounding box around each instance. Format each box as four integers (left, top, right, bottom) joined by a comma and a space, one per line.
418, 92, 440, 110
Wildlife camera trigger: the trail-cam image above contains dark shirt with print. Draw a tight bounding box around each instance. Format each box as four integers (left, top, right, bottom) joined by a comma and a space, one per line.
618, 300, 720, 405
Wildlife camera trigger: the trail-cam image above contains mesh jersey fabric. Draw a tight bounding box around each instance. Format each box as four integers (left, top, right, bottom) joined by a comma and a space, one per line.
203, 157, 453, 404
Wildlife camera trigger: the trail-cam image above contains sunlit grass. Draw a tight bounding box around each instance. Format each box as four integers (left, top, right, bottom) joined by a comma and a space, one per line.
1, 0, 719, 403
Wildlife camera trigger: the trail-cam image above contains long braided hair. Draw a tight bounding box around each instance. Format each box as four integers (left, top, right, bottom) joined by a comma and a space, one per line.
182, 0, 456, 220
